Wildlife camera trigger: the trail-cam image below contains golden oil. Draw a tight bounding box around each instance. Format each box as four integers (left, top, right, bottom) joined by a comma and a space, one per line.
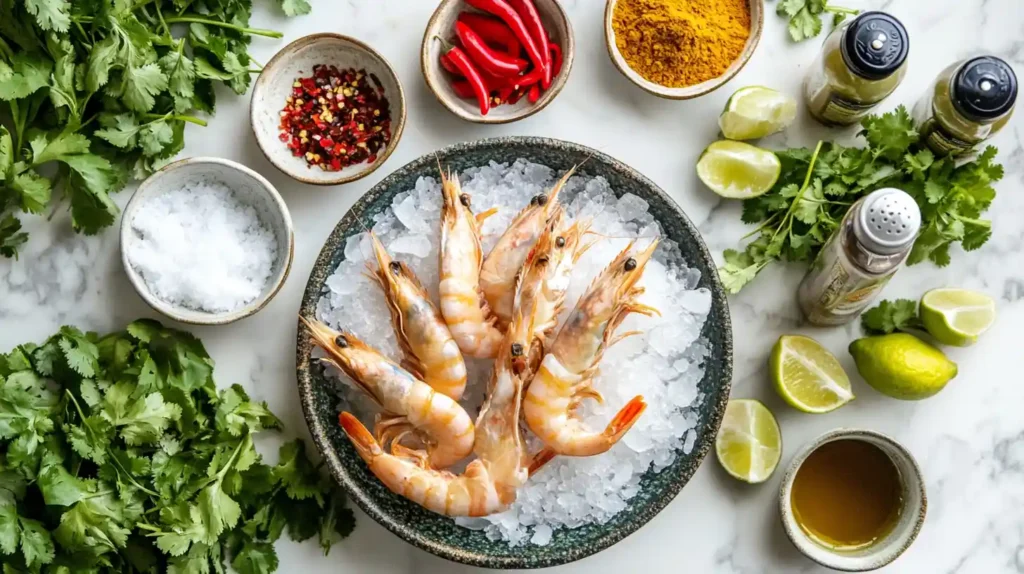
791, 439, 903, 550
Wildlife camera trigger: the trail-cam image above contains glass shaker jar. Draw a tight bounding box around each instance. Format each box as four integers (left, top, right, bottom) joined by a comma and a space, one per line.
798, 188, 921, 326
914, 56, 1017, 157
804, 12, 910, 127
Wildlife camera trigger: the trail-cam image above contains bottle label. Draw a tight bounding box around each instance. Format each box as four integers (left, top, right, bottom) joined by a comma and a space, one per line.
820, 94, 877, 125
922, 120, 974, 156
817, 262, 892, 315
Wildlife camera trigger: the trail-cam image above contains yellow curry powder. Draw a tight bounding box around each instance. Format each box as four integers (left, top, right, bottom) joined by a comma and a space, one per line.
612, 0, 751, 88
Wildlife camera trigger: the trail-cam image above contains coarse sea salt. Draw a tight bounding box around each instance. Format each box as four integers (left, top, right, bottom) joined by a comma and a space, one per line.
316, 159, 711, 546
127, 180, 278, 313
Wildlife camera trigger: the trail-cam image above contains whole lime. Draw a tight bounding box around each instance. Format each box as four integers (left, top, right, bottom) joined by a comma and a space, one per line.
849, 333, 958, 400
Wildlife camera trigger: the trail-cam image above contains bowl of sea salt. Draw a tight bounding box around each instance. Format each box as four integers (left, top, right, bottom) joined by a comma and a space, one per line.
121, 157, 294, 325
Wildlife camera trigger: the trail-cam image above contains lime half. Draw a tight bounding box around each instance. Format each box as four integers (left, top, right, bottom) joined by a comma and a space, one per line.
697, 141, 781, 199
716, 399, 782, 484
771, 335, 854, 414
719, 86, 798, 140
920, 288, 996, 347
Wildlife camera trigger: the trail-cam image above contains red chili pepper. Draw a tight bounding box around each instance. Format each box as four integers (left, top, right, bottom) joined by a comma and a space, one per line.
549, 42, 562, 77
456, 21, 526, 78
436, 37, 490, 115
458, 12, 521, 57
506, 0, 551, 87
440, 52, 462, 76
497, 85, 514, 105
507, 87, 526, 105
464, 0, 548, 83
527, 84, 541, 103
451, 80, 476, 99
503, 66, 543, 91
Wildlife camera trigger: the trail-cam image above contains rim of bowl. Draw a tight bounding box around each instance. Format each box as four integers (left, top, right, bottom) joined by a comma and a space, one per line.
603, 0, 764, 99
420, 0, 575, 124
120, 156, 295, 326
778, 428, 928, 572
250, 32, 407, 185
296, 136, 734, 568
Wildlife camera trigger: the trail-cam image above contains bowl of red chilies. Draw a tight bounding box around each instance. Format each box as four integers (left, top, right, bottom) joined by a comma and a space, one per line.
421, 0, 573, 123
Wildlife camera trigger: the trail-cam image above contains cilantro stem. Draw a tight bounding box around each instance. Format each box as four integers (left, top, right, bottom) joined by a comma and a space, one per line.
143, 113, 208, 127
162, 16, 284, 38
952, 214, 991, 227
825, 5, 859, 15
0, 36, 13, 60
769, 141, 825, 245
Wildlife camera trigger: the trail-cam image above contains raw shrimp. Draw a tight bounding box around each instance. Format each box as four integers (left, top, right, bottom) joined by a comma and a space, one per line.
301, 317, 474, 469
366, 232, 467, 400
438, 167, 504, 358
523, 239, 660, 458
335, 306, 538, 516
339, 413, 508, 517
480, 167, 575, 328
515, 211, 592, 373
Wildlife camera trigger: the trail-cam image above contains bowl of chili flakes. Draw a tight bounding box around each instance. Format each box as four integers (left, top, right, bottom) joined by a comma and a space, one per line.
251, 33, 407, 186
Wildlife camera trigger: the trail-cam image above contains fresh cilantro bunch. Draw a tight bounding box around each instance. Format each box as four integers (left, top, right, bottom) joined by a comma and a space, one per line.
0, 319, 353, 574
776, 0, 859, 42
0, 0, 310, 259
720, 106, 1004, 294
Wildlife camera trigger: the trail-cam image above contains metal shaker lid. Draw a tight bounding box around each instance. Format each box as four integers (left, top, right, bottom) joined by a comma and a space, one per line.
855, 188, 921, 254
952, 56, 1018, 122
841, 12, 909, 81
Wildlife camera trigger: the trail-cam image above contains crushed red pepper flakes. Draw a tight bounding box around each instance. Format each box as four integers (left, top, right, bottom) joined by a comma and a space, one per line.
278, 65, 392, 171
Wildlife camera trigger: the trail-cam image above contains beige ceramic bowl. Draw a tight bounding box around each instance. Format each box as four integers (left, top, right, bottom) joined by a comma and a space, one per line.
421, 0, 574, 124
604, 0, 763, 99
251, 33, 406, 185
779, 429, 927, 572
120, 157, 294, 325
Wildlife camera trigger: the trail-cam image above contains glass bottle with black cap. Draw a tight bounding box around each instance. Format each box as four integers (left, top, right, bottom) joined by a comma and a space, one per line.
804, 11, 910, 126
914, 56, 1017, 157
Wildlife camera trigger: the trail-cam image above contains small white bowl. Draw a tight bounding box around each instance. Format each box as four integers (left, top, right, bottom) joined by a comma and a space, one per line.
604, 0, 764, 99
120, 157, 294, 325
779, 429, 927, 572
251, 33, 406, 185
421, 0, 574, 124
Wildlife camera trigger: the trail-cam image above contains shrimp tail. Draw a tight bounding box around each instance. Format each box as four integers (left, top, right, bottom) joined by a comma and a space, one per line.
602, 396, 647, 446
339, 412, 383, 460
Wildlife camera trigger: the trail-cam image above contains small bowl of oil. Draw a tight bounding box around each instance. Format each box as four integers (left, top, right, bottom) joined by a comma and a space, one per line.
779, 429, 927, 572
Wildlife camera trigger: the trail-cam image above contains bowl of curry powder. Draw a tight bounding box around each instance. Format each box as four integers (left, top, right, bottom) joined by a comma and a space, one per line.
604, 0, 763, 99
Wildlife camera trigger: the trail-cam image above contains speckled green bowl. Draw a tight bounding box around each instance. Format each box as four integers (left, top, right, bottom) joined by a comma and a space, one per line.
296, 137, 733, 569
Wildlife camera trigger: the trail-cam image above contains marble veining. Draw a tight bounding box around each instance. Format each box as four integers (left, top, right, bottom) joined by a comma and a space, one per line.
1, 0, 1022, 572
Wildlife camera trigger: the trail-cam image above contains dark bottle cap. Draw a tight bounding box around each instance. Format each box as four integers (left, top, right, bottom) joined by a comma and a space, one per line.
841, 12, 909, 81
952, 56, 1018, 122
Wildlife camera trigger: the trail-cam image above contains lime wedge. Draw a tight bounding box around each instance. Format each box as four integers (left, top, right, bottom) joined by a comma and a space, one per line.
771, 335, 854, 414
697, 141, 781, 199
716, 399, 782, 484
920, 288, 996, 346
719, 86, 798, 140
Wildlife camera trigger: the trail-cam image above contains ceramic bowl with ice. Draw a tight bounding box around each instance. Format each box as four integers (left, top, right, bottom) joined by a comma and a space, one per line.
121, 157, 294, 325
296, 137, 732, 568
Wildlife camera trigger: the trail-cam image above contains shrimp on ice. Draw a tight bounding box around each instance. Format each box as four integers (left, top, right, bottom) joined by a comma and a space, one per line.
515, 210, 592, 373
523, 239, 660, 458
335, 305, 538, 516
438, 167, 503, 358
301, 317, 474, 469
480, 167, 575, 328
366, 232, 468, 400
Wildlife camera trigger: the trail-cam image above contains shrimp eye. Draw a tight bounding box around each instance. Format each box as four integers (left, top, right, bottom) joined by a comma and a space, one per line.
388, 261, 402, 274
511, 343, 524, 357
624, 257, 637, 271
532, 194, 548, 206
459, 193, 471, 207
334, 335, 349, 348
555, 236, 566, 248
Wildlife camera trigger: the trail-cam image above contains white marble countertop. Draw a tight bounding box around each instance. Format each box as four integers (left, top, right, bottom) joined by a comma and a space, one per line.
2, 1, 1022, 572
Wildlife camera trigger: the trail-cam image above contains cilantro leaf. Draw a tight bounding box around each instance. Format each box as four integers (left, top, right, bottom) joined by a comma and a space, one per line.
215, 385, 280, 437
140, 121, 175, 157
58, 327, 99, 378
10, 171, 51, 213
861, 299, 921, 335
95, 114, 143, 149
0, 54, 51, 100
18, 517, 54, 568
276, 0, 312, 16
0, 502, 18, 555
0, 215, 28, 259
273, 440, 324, 504
232, 540, 279, 574
23, 0, 71, 32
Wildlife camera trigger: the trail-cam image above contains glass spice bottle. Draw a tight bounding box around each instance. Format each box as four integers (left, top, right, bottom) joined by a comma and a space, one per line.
804, 12, 910, 127
914, 56, 1017, 157
798, 188, 921, 326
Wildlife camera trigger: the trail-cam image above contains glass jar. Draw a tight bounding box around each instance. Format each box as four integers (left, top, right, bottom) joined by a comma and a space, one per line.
804, 12, 910, 127
914, 56, 1017, 157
